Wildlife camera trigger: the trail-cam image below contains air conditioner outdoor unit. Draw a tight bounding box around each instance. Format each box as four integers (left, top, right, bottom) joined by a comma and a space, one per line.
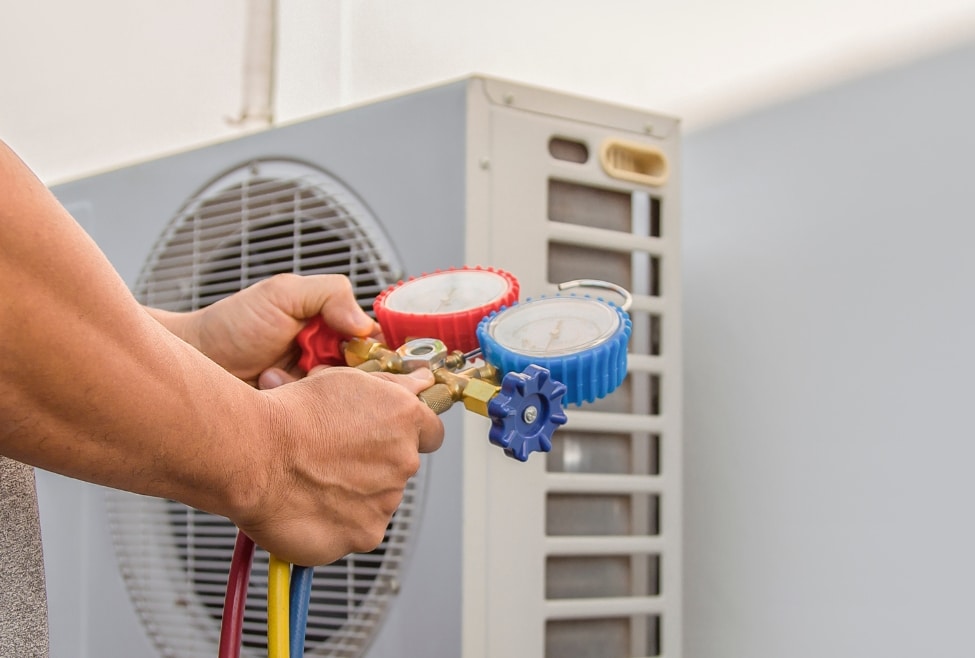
40, 75, 682, 658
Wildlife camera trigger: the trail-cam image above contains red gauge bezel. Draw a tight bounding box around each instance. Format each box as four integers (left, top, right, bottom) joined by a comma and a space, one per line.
374, 266, 519, 352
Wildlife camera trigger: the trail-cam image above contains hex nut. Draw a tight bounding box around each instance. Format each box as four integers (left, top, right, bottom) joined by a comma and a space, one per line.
462, 378, 499, 417
396, 338, 448, 372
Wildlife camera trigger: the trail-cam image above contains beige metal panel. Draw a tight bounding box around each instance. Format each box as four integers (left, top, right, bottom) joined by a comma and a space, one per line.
461, 78, 499, 658
465, 76, 682, 658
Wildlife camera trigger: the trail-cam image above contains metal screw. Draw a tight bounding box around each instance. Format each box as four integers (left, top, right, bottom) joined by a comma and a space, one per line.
522, 405, 538, 424
479, 157, 491, 170
644, 123, 655, 135
503, 93, 514, 105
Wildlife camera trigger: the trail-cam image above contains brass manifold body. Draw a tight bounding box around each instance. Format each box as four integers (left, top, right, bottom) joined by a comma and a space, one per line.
342, 337, 501, 416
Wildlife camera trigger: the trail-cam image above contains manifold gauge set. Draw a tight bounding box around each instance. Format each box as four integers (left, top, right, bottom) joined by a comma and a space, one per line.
297, 265, 633, 461
220, 266, 633, 658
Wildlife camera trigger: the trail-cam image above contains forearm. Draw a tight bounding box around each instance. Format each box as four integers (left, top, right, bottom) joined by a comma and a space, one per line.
0, 142, 268, 519
143, 306, 195, 340
1, 140, 447, 566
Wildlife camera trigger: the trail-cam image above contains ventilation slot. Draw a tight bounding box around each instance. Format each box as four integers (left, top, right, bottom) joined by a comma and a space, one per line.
646, 312, 663, 355
549, 179, 631, 232
546, 554, 660, 599
548, 243, 660, 298
548, 432, 660, 476
546, 493, 660, 537
546, 616, 661, 658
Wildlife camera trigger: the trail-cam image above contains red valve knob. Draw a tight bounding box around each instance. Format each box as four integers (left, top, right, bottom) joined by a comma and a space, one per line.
295, 316, 347, 371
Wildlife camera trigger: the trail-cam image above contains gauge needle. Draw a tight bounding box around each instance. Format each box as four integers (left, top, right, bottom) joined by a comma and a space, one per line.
434, 287, 456, 312
544, 320, 563, 351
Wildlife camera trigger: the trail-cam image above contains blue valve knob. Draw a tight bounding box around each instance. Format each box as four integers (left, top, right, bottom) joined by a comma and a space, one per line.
487, 365, 568, 462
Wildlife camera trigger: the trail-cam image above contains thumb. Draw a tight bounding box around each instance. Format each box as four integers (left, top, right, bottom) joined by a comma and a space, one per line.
373, 368, 436, 396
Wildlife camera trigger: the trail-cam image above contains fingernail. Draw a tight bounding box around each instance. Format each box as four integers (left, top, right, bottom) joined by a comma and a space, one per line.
409, 368, 432, 380
259, 369, 287, 389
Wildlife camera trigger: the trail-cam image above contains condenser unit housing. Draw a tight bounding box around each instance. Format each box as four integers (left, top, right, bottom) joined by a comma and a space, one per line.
40, 75, 682, 658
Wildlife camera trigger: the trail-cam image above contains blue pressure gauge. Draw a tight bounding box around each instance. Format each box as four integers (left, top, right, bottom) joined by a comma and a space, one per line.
476, 285, 632, 406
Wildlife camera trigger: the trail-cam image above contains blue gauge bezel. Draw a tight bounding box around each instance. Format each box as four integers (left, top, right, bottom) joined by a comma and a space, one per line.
476, 294, 632, 406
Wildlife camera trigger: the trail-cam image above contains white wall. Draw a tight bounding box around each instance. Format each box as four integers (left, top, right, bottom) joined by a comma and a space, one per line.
4, 0, 975, 184
0, 0, 247, 183
340, 0, 975, 129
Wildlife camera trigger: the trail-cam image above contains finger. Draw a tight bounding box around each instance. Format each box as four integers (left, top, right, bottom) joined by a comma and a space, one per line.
416, 412, 445, 454
371, 368, 436, 395
288, 274, 377, 337
281, 361, 337, 381
258, 367, 298, 390
371, 369, 445, 454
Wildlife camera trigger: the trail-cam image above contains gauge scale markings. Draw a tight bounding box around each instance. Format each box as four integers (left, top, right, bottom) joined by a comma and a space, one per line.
383, 270, 511, 314
486, 297, 622, 357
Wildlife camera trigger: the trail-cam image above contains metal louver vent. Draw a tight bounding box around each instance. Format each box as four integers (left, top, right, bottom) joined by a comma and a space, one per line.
136, 160, 400, 311
543, 179, 669, 658
107, 159, 419, 658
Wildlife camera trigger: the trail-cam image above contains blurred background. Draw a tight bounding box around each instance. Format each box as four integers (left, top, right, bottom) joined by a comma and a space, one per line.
5, 1, 975, 656
4, 0, 975, 184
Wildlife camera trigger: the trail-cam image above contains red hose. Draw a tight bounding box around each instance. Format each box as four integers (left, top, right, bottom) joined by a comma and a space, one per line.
218, 530, 256, 658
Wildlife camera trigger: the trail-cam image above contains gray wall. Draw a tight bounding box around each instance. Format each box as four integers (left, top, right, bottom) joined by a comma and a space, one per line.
682, 39, 975, 656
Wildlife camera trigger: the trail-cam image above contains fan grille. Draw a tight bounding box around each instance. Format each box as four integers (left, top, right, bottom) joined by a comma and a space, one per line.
107, 159, 418, 657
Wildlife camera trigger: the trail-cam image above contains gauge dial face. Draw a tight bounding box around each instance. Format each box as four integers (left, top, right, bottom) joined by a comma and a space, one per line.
382, 270, 513, 314
486, 297, 621, 357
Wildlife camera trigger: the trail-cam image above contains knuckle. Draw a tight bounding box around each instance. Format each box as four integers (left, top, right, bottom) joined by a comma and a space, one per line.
402, 453, 421, 479
315, 272, 353, 295
333, 274, 354, 292
385, 487, 407, 513
351, 523, 387, 553
265, 272, 299, 291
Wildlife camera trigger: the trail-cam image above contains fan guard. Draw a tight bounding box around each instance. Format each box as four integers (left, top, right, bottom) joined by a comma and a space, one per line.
106, 159, 421, 658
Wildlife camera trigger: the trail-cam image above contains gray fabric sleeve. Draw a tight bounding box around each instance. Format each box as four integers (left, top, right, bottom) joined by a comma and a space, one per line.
1, 456, 50, 657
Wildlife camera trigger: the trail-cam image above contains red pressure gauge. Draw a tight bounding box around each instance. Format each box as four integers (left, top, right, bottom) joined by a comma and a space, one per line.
374, 266, 519, 353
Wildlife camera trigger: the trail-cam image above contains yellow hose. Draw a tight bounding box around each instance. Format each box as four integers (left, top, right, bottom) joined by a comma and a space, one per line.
267, 555, 290, 658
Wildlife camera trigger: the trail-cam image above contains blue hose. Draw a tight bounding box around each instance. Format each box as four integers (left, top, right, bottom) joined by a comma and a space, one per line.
289, 565, 314, 658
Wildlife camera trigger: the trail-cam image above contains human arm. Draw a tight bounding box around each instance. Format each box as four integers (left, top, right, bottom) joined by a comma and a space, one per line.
0, 140, 444, 565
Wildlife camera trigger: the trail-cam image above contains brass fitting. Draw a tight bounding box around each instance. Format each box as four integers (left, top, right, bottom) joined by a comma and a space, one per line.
396, 338, 448, 373
355, 360, 383, 373
418, 384, 455, 414
343, 336, 504, 418
460, 378, 500, 417
424, 362, 501, 417
346, 338, 403, 372
345, 338, 387, 367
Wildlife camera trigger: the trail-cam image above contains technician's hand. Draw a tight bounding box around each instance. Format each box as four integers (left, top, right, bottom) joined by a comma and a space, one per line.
238, 365, 444, 566
167, 273, 378, 385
